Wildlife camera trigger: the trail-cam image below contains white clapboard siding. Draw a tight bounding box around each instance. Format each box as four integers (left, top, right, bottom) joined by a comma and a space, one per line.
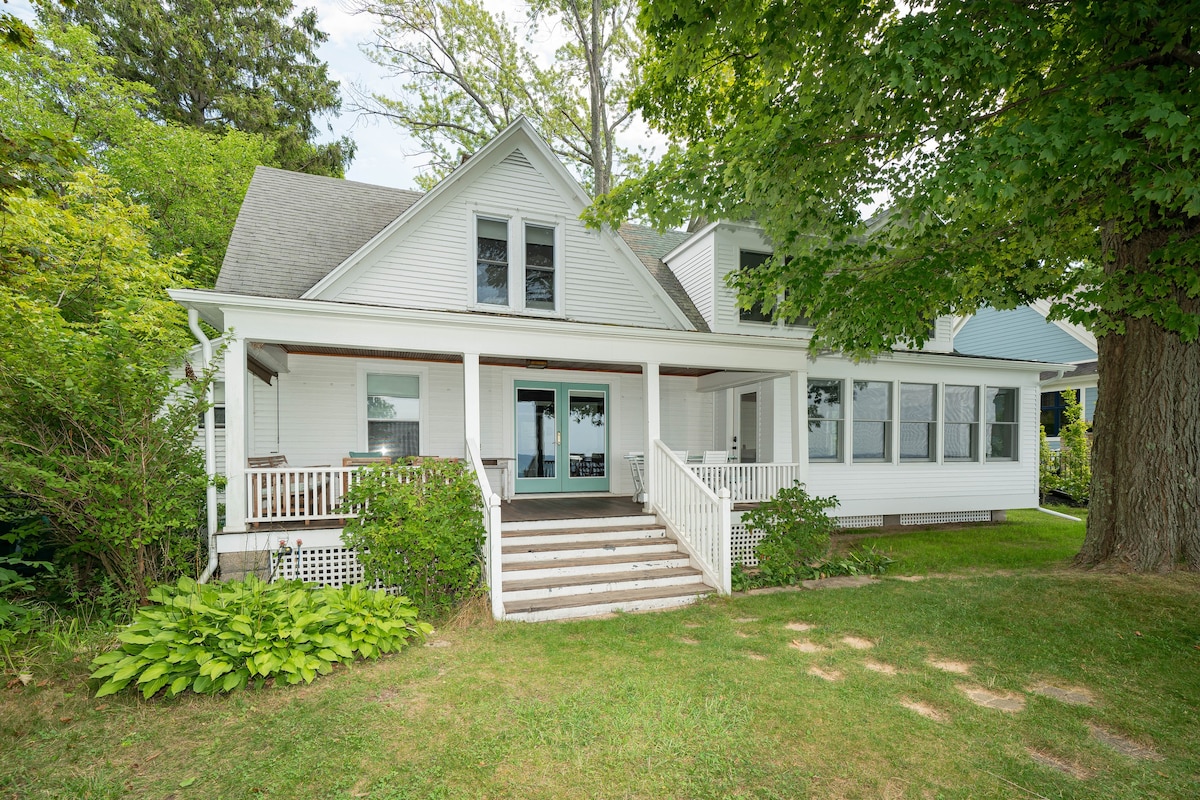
661, 376, 716, 455
664, 232, 716, 328
331, 146, 679, 330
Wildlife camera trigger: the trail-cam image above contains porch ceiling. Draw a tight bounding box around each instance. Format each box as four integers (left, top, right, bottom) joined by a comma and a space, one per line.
279, 345, 720, 377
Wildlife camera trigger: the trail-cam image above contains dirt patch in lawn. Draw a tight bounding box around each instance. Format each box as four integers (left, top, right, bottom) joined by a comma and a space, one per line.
841, 636, 874, 650
899, 699, 946, 722
784, 622, 816, 632
789, 639, 826, 653
957, 685, 1025, 713
808, 666, 842, 682
1088, 724, 1163, 761
927, 659, 972, 675
863, 660, 898, 675
1026, 748, 1091, 779
1029, 682, 1095, 706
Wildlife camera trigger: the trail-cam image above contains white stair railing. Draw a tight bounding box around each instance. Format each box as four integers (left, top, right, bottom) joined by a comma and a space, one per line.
466, 437, 504, 620
649, 440, 731, 594
687, 462, 803, 502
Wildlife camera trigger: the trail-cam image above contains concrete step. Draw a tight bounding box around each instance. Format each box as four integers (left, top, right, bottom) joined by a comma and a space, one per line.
502, 550, 692, 579
503, 582, 714, 622
502, 537, 677, 563
502, 566, 705, 602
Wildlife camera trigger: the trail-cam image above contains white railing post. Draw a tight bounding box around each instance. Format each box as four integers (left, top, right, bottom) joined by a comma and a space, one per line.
464, 436, 504, 621
718, 487, 732, 595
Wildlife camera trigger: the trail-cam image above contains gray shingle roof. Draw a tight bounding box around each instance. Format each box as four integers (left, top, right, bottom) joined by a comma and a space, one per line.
1040, 360, 1098, 382
215, 167, 422, 298
616, 224, 708, 332
215, 167, 708, 331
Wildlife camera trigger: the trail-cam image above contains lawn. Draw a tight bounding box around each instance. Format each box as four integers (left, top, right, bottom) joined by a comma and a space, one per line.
3, 510, 1198, 800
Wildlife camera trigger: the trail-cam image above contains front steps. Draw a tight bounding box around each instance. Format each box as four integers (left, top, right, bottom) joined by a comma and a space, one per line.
500, 514, 714, 622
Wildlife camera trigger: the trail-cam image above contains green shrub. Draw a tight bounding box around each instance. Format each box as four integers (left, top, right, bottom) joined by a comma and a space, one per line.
340, 459, 485, 616
1057, 391, 1092, 503
89, 576, 431, 699
1038, 426, 1061, 503
741, 482, 839, 586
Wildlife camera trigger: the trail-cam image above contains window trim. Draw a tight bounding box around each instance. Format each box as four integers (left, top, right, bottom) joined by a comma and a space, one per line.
470, 211, 563, 316
943, 384, 980, 462
851, 380, 893, 463
473, 213, 513, 309
985, 386, 1020, 462
899, 382, 938, 462
357, 364, 429, 458
806, 378, 844, 462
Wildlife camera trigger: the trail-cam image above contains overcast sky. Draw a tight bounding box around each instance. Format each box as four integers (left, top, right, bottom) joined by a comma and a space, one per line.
12, 0, 661, 191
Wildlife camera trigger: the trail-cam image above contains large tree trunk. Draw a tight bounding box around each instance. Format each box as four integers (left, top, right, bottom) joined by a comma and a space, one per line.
1076, 227, 1200, 572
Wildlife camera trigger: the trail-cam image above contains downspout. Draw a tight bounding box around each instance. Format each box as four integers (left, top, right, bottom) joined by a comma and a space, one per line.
188, 309, 220, 583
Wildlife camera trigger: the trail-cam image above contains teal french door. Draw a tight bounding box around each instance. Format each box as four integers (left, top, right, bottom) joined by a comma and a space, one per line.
514, 381, 610, 493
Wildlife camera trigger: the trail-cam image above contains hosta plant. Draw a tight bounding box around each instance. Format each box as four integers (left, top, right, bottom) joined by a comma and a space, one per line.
90, 576, 432, 699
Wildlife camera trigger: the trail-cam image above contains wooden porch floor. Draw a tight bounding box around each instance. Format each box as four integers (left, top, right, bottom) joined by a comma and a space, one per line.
501, 495, 644, 523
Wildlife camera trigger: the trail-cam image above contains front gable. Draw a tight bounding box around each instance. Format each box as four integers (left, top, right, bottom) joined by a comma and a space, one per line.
305, 120, 694, 331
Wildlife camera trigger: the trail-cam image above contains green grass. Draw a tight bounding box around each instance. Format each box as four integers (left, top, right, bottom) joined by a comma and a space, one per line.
3, 512, 1198, 800
839, 506, 1088, 574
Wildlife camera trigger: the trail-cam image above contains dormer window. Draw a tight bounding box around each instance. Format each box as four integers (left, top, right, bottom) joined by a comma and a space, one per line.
476, 217, 510, 306
738, 250, 773, 323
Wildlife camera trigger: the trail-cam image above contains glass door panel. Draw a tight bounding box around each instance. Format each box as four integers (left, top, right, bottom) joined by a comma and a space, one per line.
738, 391, 758, 463
566, 388, 608, 491
516, 386, 559, 491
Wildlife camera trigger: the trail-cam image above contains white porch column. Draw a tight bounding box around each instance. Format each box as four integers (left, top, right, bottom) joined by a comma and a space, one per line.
643, 362, 660, 511
463, 352, 481, 448
790, 369, 808, 480
224, 335, 248, 532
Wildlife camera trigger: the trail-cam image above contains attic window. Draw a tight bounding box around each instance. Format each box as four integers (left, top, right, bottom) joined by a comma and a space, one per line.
477, 217, 509, 306
524, 224, 555, 310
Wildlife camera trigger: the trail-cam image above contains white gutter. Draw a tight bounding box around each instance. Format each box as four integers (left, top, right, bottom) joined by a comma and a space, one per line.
188, 309, 220, 583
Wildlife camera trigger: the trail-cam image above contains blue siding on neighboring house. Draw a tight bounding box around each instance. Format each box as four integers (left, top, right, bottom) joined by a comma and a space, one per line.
1084, 387, 1097, 421
956, 306, 1096, 363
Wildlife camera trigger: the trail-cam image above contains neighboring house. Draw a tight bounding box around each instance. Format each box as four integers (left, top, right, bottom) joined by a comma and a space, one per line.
953, 301, 1098, 441
173, 119, 1052, 621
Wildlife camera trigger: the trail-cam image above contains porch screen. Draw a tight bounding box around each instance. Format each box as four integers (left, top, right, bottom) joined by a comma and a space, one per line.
367, 374, 419, 458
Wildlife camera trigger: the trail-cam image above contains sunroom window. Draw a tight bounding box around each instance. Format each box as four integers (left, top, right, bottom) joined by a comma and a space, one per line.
986, 387, 1018, 461
852, 380, 892, 461
899, 383, 936, 461
944, 385, 979, 461
367, 374, 420, 458
807, 379, 842, 461
476, 217, 509, 306
524, 224, 555, 310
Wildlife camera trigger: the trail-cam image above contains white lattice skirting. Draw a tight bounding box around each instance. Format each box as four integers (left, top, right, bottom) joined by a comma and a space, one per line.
899, 510, 992, 526
272, 546, 381, 588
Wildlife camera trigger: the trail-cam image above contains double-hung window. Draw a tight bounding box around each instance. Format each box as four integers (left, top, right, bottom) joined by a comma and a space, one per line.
852, 380, 892, 461
807, 379, 843, 461
738, 250, 773, 323
197, 382, 226, 429
476, 217, 509, 306
524, 223, 555, 311
944, 385, 979, 461
986, 387, 1019, 460
366, 374, 420, 458
899, 383, 936, 461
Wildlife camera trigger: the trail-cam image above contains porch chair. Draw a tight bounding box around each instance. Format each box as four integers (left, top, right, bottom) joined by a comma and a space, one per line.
671, 449, 689, 462
702, 450, 730, 464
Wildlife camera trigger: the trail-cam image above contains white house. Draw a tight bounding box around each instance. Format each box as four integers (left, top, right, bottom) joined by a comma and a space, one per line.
173, 119, 1053, 621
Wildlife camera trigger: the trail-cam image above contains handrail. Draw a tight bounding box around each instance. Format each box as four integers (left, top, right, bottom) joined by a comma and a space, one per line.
244, 465, 419, 523
649, 440, 731, 594
466, 437, 504, 620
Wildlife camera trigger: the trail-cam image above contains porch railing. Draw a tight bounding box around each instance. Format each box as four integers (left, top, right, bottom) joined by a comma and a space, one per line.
650, 440, 732, 594
245, 465, 417, 524
687, 462, 803, 503
466, 437, 504, 620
